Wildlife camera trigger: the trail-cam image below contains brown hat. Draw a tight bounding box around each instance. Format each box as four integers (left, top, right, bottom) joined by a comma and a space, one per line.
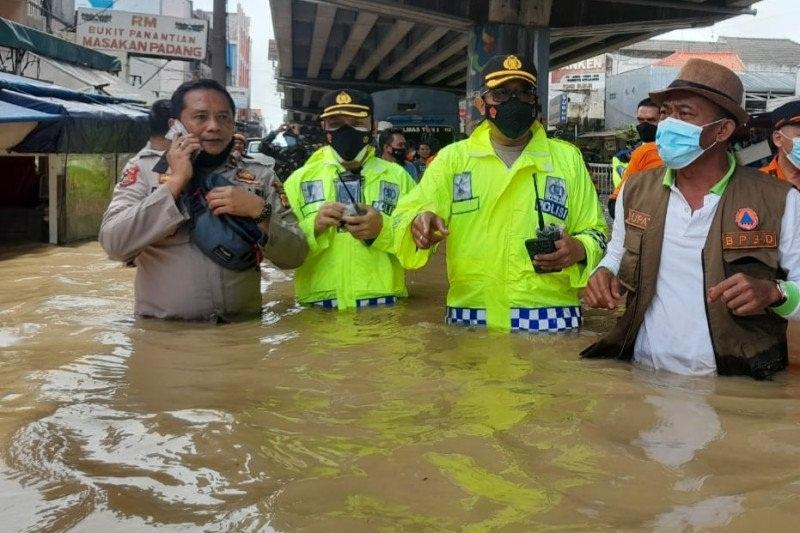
649, 58, 749, 125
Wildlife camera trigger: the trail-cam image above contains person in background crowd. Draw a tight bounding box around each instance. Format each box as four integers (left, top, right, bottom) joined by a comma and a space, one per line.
608, 98, 664, 217
259, 123, 312, 181
761, 100, 800, 189
99, 79, 308, 321
282, 89, 417, 310
392, 53, 608, 333
379, 128, 420, 182
415, 139, 437, 177
146, 99, 172, 152
582, 59, 800, 380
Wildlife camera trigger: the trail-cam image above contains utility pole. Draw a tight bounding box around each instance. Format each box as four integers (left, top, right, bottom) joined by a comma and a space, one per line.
211, 0, 227, 85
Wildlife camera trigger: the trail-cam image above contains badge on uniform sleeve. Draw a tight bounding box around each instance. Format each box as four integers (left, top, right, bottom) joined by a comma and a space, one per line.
453, 172, 473, 201
235, 169, 256, 183
374, 181, 400, 215
301, 180, 325, 204
120, 164, 140, 187
735, 207, 759, 230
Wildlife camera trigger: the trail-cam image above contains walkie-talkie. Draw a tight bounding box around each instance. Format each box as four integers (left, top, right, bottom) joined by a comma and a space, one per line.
525, 173, 562, 273
337, 169, 367, 217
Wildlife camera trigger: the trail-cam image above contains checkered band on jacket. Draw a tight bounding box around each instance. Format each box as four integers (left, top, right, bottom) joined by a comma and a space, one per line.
311, 296, 397, 309
446, 306, 581, 332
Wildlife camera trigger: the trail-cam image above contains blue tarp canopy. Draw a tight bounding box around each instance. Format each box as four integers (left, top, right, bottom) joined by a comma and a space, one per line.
0, 99, 59, 123
0, 72, 148, 153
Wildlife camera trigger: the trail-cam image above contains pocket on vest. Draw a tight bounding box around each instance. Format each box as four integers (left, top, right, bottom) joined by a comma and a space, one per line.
723, 249, 780, 280
618, 229, 643, 292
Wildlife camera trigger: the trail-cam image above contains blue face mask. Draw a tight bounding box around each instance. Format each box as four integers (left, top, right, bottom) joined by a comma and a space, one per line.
779, 131, 800, 170
655, 117, 723, 169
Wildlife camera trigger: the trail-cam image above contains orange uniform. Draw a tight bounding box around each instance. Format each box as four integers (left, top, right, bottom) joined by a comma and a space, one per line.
609, 142, 663, 200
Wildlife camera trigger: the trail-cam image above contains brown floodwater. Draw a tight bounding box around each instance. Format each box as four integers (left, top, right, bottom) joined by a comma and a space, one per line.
2, 242, 800, 531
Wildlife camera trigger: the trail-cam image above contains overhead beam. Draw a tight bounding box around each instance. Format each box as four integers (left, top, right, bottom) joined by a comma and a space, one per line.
277, 75, 464, 95
589, 0, 756, 16
550, 28, 671, 69
355, 20, 415, 80
551, 15, 719, 38
447, 75, 466, 87
550, 35, 607, 61
331, 11, 379, 79
301, 0, 473, 31
379, 26, 449, 80
270, 0, 293, 77
402, 34, 468, 82
307, 4, 337, 78
425, 60, 466, 84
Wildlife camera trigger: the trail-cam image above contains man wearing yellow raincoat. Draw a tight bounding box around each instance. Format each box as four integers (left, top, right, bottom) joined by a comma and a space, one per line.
284, 89, 417, 309
392, 54, 608, 332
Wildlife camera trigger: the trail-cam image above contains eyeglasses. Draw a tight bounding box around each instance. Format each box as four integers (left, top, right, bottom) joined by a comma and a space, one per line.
483, 86, 537, 104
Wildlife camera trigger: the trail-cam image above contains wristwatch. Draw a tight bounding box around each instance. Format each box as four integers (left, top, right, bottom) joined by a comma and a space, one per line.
770, 280, 788, 308
253, 200, 272, 224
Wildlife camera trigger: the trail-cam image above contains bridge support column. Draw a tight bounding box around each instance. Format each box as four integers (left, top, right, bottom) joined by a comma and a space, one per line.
464, 0, 551, 128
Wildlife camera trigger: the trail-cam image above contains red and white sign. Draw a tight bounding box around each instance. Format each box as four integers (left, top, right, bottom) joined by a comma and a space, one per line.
76, 8, 208, 61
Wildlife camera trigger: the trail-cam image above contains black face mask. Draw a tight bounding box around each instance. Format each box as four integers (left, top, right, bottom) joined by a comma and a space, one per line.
486, 98, 535, 140
328, 125, 370, 162
194, 139, 234, 171
636, 122, 657, 143
391, 148, 406, 164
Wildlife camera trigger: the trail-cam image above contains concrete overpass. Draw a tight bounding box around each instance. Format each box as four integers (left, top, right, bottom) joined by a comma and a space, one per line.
269, 0, 759, 122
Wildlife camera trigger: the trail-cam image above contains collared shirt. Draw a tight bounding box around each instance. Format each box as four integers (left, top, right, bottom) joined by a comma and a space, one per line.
598, 154, 800, 375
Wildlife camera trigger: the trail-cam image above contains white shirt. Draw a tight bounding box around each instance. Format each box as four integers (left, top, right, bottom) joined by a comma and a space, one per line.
598, 172, 800, 376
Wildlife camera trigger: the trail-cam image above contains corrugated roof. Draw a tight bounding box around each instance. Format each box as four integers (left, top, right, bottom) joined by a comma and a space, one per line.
738, 72, 797, 93
655, 51, 745, 71
622, 36, 800, 68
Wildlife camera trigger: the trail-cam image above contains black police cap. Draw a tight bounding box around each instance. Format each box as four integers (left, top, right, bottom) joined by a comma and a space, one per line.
771, 99, 800, 130
480, 54, 538, 90
319, 89, 373, 119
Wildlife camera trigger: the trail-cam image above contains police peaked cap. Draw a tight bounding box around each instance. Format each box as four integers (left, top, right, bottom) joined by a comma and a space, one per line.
771, 99, 800, 130
319, 89, 373, 119
481, 54, 538, 90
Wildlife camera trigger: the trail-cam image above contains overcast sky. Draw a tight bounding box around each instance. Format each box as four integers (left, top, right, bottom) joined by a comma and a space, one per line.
192, 0, 796, 129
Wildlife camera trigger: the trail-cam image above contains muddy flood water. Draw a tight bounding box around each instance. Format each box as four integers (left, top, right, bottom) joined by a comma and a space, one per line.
2, 242, 800, 531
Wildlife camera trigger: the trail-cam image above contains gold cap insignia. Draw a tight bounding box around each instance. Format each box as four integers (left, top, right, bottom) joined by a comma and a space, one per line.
335, 91, 352, 105
503, 55, 522, 70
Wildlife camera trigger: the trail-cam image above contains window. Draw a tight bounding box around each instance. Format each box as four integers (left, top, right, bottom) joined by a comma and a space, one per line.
27, 0, 43, 18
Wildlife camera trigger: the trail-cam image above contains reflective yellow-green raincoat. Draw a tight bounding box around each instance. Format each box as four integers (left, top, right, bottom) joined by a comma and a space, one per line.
284, 146, 417, 309
392, 120, 608, 330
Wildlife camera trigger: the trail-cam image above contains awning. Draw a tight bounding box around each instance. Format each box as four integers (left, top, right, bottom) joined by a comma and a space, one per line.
0, 17, 120, 72
0, 71, 148, 154
0, 89, 148, 153
0, 100, 59, 123
0, 99, 60, 151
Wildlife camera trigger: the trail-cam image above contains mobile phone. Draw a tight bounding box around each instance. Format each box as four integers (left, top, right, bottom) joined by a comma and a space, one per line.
165, 120, 189, 141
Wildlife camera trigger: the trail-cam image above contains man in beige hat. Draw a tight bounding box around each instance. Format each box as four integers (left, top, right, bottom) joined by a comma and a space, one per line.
582, 58, 800, 380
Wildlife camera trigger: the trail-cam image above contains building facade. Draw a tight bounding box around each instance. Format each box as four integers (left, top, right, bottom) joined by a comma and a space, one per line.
604, 37, 800, 129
